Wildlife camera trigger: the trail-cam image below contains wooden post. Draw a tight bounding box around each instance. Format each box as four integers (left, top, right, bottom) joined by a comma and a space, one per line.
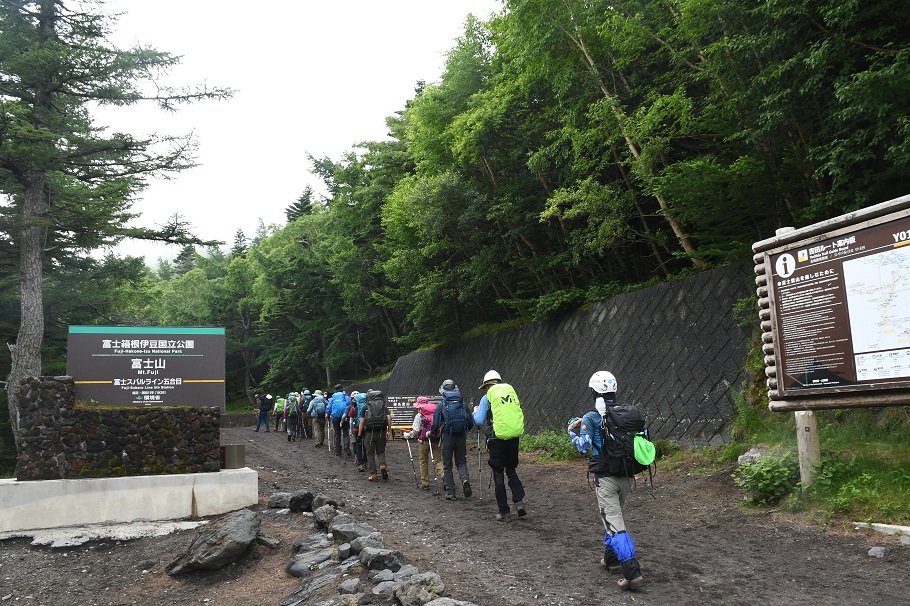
795, 410, 820, 487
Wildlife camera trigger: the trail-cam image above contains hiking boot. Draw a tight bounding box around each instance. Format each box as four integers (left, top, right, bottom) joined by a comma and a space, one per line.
358, 465, 365, 472
368, 474, 378, 481
380, 466, 389, 481
515, 501, 526, 517
601, 549, 622, 574
445, 493, 457, 501
495, 512, 512, 523
287, 434, 291, 442
617, 576, 644, 591
462, 481, 472, 498
345, 448, 352, 456
421, 484, 430, 490
618, 558, 643, 590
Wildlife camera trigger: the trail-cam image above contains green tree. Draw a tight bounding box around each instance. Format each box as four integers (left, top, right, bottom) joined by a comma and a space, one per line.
0, 1, 229, 440
286, 185, 315, 222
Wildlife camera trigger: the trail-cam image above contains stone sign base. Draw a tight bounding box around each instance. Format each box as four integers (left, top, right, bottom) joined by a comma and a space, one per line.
0, 467, 258, 533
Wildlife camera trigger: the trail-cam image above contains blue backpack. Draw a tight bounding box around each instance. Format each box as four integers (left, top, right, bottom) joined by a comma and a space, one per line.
329, 392, 348, 421
441, 390, 469, 435
310, 396, 326, 419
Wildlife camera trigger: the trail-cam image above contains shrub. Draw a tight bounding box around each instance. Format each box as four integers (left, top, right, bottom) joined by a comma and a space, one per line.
520, 430, 584, 462
733, 449, 800, 506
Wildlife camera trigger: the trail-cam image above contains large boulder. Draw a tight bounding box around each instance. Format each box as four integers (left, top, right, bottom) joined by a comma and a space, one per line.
358, 546, 405, 572
165, 509, 260, 575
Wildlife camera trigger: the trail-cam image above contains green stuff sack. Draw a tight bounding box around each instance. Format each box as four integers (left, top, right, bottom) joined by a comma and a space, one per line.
633, 434, 656, 466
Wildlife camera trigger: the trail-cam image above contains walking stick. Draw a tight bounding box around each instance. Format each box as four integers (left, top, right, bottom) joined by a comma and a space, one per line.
327, 417, 332, 454
427, 437, 441, 497
477, 428, 483, 501
404, 437, 420, 488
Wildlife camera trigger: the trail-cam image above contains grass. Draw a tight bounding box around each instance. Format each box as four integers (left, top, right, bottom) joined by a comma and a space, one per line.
725, 397, 910, 525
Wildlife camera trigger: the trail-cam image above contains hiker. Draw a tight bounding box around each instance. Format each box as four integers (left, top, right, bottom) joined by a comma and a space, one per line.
300, 389, 313, 439
307, 390, 328, 447
472, 370, 526, 522
351, 391, 368, 471
273, 394, 286, 432
327, 384, 351, 457
254, 393, 271, 432
285, 392, 300, 442
358, 388, 392, 481
566, 371, 645, 591
403, 396, 444, 490
431, 379, 474, 501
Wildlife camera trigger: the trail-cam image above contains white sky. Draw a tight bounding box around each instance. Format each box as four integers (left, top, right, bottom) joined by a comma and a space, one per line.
98, 0, 501, 263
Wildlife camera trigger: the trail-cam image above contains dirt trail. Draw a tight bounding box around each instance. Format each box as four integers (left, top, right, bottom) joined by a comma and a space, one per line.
0, 427, 906, 606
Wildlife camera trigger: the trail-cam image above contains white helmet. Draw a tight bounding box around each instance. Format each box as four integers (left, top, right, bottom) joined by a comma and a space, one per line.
479, 369, 502, 389
589, 371, 617, 394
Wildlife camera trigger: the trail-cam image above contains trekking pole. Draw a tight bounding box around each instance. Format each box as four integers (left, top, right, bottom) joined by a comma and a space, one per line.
477, 428, 483, 501
427, 437, 441, 497
327, 417, 332, 454
404, 437, 420, 488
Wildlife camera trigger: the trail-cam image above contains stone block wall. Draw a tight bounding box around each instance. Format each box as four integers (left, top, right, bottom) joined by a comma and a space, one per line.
351, 263, 755, 447
15, 376, 221, 481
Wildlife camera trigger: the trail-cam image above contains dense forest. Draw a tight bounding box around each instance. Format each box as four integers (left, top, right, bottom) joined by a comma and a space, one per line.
2, 0, 909, 404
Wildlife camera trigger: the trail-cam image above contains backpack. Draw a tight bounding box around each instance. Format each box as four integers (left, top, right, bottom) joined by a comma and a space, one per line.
286, 397, 299, 417
364, 390, 388, 431
589, 403, 655, 478
486, 383, 524, 440
418, 410, 438, 441
310, 396, 326, 419
275, 398, 286, 414
441, 391, 469, 435
329, 392, 347, 421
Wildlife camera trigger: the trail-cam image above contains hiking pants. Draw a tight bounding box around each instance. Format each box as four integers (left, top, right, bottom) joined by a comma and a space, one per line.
442, 432, 470, 495
363, 429, 387, 474
332, 419, 351, 457
488, 437, 525, 514
352, 430, 365, 465
286, 415, 299, 439
301, 415, 312, 438
419, 440, 444, 488
255, 410, 270, 431
312, 417, 325, 446
594, 473, 633, 535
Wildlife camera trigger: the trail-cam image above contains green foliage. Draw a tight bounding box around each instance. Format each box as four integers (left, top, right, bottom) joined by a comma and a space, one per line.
734, 449, 800, 506
519, 430, 585, 462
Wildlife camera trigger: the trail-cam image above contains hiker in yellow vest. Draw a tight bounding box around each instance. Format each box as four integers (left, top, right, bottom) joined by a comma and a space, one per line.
473, 370, 526, 522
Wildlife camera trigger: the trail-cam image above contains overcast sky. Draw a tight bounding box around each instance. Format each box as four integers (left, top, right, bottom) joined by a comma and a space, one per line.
98, 0, 501, 263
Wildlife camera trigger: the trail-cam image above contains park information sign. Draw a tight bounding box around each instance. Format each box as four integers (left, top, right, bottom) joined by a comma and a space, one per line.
753, 195, 910, 410
67, 326, 225, 410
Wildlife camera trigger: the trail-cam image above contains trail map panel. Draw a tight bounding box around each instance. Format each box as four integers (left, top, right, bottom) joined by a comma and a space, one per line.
768, 215, 910, 396
67, 326, 225, 409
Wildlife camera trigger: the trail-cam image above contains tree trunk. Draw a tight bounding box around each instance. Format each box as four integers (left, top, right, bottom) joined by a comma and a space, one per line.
6, 173, 47, 444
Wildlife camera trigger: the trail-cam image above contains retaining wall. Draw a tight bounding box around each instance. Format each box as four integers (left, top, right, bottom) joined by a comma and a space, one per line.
351, 263, 754, 446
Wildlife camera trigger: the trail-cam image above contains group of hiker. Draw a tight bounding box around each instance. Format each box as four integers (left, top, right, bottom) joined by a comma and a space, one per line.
252, 368, 652, 592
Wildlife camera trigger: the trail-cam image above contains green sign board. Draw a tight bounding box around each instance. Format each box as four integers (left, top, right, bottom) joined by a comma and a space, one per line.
67, 326, 225, 409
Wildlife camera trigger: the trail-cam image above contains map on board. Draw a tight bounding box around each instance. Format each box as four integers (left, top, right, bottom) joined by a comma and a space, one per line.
843, 245, 910, 354
842, 245, 910, 382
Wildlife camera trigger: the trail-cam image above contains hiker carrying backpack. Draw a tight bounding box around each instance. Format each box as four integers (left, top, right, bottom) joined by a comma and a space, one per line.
436, 388, 474, 436
431, 379, 475, 501
363, 390, 389, 431
359, 389, 391, 482
566, 370, 652, 592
